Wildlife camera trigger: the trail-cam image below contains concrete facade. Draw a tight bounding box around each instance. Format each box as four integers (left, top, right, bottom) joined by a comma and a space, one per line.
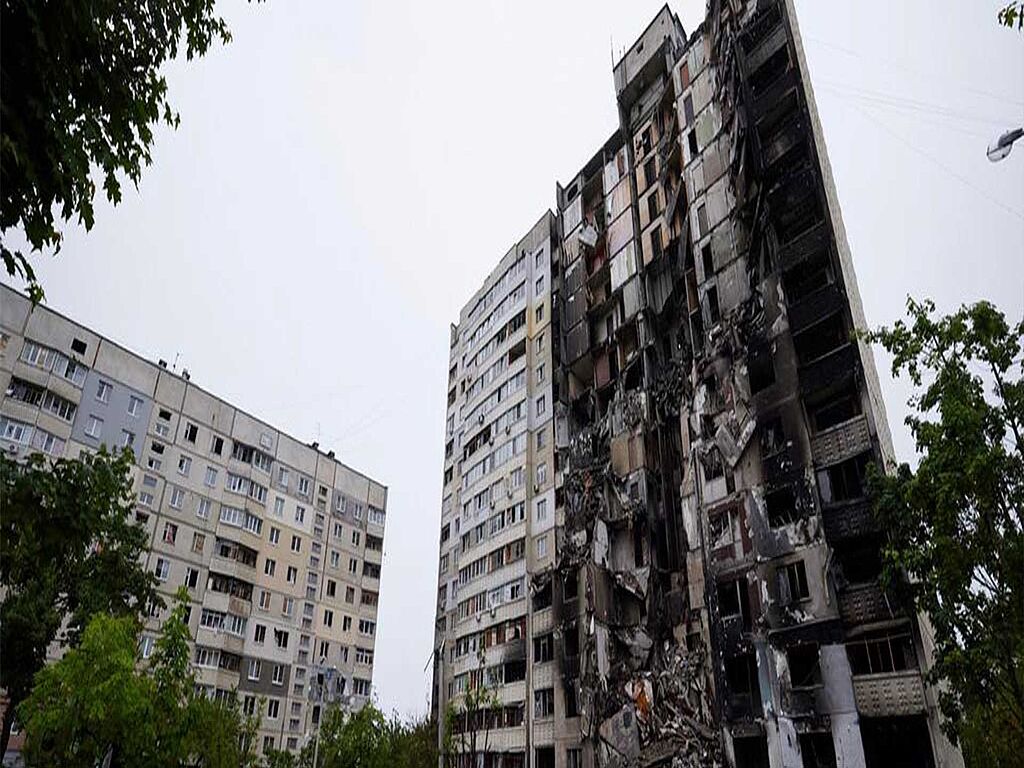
433, 3, 961, 768
0, 284, 387, 759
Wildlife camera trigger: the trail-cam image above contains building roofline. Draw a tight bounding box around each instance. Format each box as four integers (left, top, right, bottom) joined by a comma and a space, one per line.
0, 281, 387, 492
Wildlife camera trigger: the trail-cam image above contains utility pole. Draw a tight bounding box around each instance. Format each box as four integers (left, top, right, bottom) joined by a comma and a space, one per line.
306, 660, 344, 767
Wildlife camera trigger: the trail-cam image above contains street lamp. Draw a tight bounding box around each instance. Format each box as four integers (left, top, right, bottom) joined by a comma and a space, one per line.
987, 127, 1024, 162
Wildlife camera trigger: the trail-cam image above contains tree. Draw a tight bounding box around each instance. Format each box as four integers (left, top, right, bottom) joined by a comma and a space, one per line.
999, 2, 1023, 31
0, 448, 160, 756
386, 713, 438, 768
442, 662, 500, 768
315, 703, 392, 768
0, 0, 236, 301
18, 588, 261, 767
866, 298, 1023, 766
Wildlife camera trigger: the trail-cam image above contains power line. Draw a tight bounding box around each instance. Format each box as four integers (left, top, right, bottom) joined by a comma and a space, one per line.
819, 85, 996, 139
806, 34, 1024, 108
818, 79, 1019, 127
843, 101, 1024, 223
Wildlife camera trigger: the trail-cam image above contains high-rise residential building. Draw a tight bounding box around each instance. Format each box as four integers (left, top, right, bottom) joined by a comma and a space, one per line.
0, 284, 387, 759
434, 3, 962, 767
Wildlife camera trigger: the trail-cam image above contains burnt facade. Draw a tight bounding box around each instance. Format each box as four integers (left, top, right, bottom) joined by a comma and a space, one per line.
434, 3, 962, 767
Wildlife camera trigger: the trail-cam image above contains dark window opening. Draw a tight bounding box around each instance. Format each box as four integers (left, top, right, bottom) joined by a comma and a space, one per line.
787, 643, 821, 688
799, 732, 838, 768
793, 312, 847, 366
717, 577, 751, 630
644, 158, 656, 189
688, 130, 699, 156
504, 659, 526, 682
563, 623, 579, 658
760, 417, 786, 457
703, 447, 725, 481
817, 451, 871, 505
563, 570, 579, 603
838, 541, 882, 584
748, 344, 776, 393
725, 653, 761, 718
648, 192, 660, 222
748, 46, 791, 97
71, 338, 88, 355
765, 485, 800, 527
565, 684, 579, 717
532, 582, 552, 611
846, 629, 917, 676
683, 95, 695, 125
785, 252, 833, 304
707, 285, 720, 324
701, 243, 714, 279
533, 633, 554, 664
535, 746, 555, 768
158, 408, 172, 421
809, 384, 861, 432
733, 735, 770, 768
861, 716, 935, 768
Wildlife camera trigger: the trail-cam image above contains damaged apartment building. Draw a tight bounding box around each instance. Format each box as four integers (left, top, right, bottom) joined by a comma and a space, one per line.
433, 2, 961, 768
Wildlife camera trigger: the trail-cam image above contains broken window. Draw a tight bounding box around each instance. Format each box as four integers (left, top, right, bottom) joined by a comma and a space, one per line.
701, 243, 714, 280
563, 623, 579, 657
846, 629, 917, 675
688, 130, 699, 157
809, 383, 861, 432
647, 191, 660, 222
697, 202, 709, 237
504, 660, 526, 682
779, 560, 810, 604
563, 570, 579, 603
683, 94, 695, 125
533, 633, 554, 664
760, 416, 786, 457
644, 158, 656, 190
532, 582, 552, 611
703, 447, 725, 481
816, 451, 871, 504
717, 577, 751, 630
706, 285, 720, 324
733, 735, 770, 768
799, 732, 838, 768
765, 485, 801, 527
748, 344, 776, 393
708, 508, 737, 550
785, 252, 833, 304
535, 747, 555, 768
793, 312, 847, 365
787, 643, 822, 689
724, 653, 761, 718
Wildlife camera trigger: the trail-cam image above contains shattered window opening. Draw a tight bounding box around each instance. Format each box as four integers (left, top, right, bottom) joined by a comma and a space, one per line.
787, 643, 822, 689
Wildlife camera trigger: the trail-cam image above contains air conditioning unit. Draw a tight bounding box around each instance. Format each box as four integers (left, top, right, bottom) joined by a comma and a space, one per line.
478, 414, 485, 424
533, 483, 540, 493
505, 425, 511, 435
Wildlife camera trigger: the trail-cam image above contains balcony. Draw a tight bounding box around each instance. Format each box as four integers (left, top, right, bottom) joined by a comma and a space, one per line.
810, 415, 871, 468
839, 583, 901, 627
210, 553, 256, 581
752, 68, 798, 121
788, 283, 845, 335
821, 498, 876, 542
777, 221, 830, 272
743, 20, 788, 77
853, 671, 927, 718
799, 344, 859, 397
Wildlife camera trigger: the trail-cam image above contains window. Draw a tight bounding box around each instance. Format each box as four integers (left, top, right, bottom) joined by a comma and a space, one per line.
258, 590, 271, 611
297, 476, 310, 498
787, 644, 822, 689
85, 415, 103, 439
534, 688, 554, 718
643, 157, 656, 188
184, 567, 199, 589
688, 130, 698, 156
155, 422, 170, 438
163, 522, 178, 545
282, 597, 294, 617
535, 275, 544, 294
536, 535, 548, 558
536, 396, 546, 417
184, 423, 198, 443
295, 505, 305, 524
535, 333, 544, 353
347, 586, 357, 604
358, 619, 375, 636
196, 498, 211, 519
291, 535, 302, 553
210, 435, 224, 455
248, 658, 262, 680
324, 609, 334, 628
154, 558, 170, 582
138, 491, 154, 508
536, 498, 547, 522
140, 635, 155, 660
204, 466, 217, 487
717, 577, 751, 630
707, 284, 720, 324
269, 526, 280, 545
96, 380, 112, 403
192, 532, 206, 553
169, 487, 185, 509
567, 748, 582, 768
352, 530, 361, 547
343, 616, 353, 632
326, 579, 337, 598
262, 737, 275, 752
273, 497, 285, 517
273, 629, 289, 649
178, 454, 192, 476
846, 630, 917, 676
330, 550, 340, 568
267, 699, 280, 720
286, 566, 297, 584
779, 561, 810, 604
536, 462, 547, 485
535, 305, 544, 323
121, 430, 135, 448
348, 558, 358, 575
272, 664, 285, 686
265, 559, 276, 577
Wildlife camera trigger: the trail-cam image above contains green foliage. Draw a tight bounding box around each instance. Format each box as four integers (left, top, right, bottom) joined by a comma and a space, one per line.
18, 589, 260, 768
866, 298, 1024, 765
294, 704, 437, 768
999, 2, 1024, 30
0, 0, 235, 300
0, 448, 160, 754
442, 671, 500, 768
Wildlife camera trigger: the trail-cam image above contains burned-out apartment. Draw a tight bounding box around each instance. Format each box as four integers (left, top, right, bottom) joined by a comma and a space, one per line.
433, 2, 963, 767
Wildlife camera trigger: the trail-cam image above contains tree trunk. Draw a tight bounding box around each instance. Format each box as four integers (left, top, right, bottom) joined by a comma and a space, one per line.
1, 699, 16, 762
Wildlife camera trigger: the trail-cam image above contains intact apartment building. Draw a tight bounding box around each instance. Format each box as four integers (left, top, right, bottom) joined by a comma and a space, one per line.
433, 3, 961, 768
0, 284, 387, 759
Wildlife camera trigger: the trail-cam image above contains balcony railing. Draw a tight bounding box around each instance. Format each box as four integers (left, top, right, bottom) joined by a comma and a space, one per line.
821, 498, 876, 542
839, 582, 900, 626
853, 671, 926, 717
810, 414, 871, 468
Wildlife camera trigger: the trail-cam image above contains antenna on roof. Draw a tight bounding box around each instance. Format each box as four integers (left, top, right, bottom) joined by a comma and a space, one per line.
172, 352, 180, 372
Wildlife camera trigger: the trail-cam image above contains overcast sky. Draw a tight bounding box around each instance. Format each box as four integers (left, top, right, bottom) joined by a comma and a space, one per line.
5, 0, 1022, 717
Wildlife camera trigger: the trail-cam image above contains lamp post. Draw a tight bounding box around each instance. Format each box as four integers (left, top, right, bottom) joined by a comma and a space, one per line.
987, 127, 1024, 162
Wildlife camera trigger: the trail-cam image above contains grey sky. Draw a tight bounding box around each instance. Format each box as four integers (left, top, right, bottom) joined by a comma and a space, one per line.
6, 0, 1022, 718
